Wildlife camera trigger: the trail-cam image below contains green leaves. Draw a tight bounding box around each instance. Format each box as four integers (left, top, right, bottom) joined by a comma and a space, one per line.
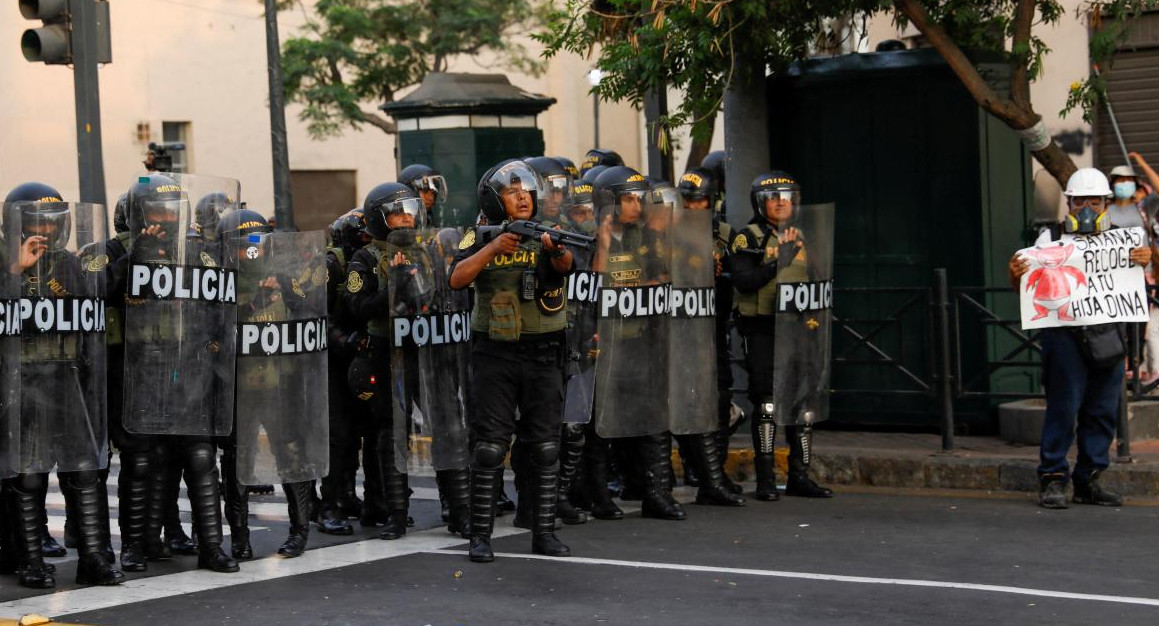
279, 0, 549, 138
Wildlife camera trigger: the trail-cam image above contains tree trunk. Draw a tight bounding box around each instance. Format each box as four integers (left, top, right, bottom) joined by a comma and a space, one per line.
684, 110, 716, 173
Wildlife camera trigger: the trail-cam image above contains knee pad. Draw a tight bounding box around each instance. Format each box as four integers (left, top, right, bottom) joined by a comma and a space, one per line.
527, 440, 560, 467
472, 441, 508, 470
14, 472, 47, 494
121, 450, 151, 477
562, 423, 585, 442
59, 470, 100, 492
185, 443, 218, 475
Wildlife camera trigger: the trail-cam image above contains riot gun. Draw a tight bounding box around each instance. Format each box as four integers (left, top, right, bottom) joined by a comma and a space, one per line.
477, 220, 595, 251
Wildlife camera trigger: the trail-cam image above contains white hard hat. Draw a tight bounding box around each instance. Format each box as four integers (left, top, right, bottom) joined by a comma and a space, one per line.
1109, 165, 1138, 179
1064, 167, 1112, 197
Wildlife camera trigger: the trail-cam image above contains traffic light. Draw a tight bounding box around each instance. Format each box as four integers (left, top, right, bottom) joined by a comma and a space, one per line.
19, 0, 111, 65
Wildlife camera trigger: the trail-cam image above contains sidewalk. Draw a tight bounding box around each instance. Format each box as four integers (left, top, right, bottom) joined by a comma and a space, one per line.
716, 431, 1159, 499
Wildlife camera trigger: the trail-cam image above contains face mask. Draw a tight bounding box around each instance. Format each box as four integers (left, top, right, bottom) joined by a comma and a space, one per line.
1114, 181, 1137, 200
1063, 206, 1108, 234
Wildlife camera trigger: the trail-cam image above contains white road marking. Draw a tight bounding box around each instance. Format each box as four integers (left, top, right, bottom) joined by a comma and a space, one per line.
422, 550, 1159, 608
0, 525, 529, 619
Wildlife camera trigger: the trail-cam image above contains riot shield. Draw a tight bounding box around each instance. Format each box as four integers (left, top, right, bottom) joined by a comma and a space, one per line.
234, 230, 330, 485
592, 194, 671, 438
772, 203, 834, 426
388, 228, 471, 474
666, 191, 717, 435
0, 275, 16, 478
3, 201, 108, 473
562, 240, 599, 424
122, 173, 239, 436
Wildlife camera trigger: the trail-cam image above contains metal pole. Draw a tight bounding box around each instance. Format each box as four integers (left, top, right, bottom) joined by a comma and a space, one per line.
1093, 65, 1131, 167
592, 92, 600, 150
1117, 375, 1132, 461
935, 269, 955, 451
264, 0, 295, 230
70, 0, 106, 207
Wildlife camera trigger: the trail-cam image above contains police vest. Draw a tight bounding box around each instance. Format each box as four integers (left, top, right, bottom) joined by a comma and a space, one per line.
237, 266, 291, 391
470, 235, 567, 339
734, 223, 808, 317
362, 237, 435, 339
19, 254, 85, 362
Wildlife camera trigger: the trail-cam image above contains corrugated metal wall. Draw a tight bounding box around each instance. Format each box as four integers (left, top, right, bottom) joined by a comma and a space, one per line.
1096, 13, 1159, 172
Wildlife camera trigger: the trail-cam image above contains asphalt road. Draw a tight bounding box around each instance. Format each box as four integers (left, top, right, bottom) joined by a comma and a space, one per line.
4, 475, 1158, 625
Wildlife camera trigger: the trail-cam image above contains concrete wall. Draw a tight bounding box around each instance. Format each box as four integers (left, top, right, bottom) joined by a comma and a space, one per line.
0, 0, 643, 221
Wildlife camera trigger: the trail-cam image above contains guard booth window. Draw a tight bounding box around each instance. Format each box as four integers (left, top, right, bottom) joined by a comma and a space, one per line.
161, 121, 191, 173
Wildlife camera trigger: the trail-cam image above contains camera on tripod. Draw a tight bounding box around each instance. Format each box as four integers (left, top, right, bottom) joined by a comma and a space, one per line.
148, 141, 185, 173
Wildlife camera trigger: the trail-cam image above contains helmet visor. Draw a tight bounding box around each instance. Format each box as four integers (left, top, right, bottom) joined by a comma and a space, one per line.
754, 189, 800, 224
377, 196, 425, 230
413, 175, 448, 203
488, 161, 545, 196
539, 174, 574, 217
142, 199, 185, 226
18, 202, 72, 251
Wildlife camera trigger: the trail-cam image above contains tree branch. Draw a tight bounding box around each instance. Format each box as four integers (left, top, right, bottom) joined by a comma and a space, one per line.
356, 110, 397, 134
1009, 0, 1035, 107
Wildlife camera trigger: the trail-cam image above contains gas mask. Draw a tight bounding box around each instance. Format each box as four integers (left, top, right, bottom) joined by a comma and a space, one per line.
1063, 206, 1110, 234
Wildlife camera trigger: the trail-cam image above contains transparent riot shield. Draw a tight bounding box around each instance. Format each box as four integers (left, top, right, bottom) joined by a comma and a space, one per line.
3, 202, 108, 473
666, 191, 717, 435
593, 193, 671, 438
562, 242, 599, 424
233, 230, 329, 485
122, 173, 239, 436
0, 259, 17, 478
388, 228, 471, 474
772, 203, 834, 426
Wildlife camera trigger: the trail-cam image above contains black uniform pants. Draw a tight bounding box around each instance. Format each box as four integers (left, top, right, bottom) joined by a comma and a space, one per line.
469, 334, 566, 447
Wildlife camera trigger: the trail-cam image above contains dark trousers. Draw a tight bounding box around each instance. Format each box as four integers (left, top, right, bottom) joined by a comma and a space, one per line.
1038, 328, 1123, 484
470, 335, 566, 447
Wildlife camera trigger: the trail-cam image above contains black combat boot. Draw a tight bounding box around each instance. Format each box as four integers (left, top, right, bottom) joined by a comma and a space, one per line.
1072, 469, 1122, 506
639, 435, 686, 521
717, 425, 743, 495
339, 466, 363, 519
317, 463, 354, 536
556, 425, 588, 525
583, 431, 623, 520
676, 438, 700, 488
494, 467, 516, 516
684, 432, 746, 507
186, 444, 239, 573
163, 456, 198, 555
468, 465, 499, 563
440, 467, 472, 538
784, 426, 833, 498
61, 472, 124, 586
95, 469, 115, 564
220, 446, 252, 560
511, 441, 533, 530
0, 480, 17, 574
528, 441, 571, 557
12, 474, 54, 588
144, 448, 172, 562
752, 414, 779, 501
117, 450, 151, 572
278, 481, 312, 557
359, 437, 389, 527
377, 430, 409, 541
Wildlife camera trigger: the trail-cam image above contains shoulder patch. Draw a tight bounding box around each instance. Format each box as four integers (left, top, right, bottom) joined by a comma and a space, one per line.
292, 278, 306, 299
731, 233, 749, 252
86, 254, 109, 272
346, 270, 364, 293
200, 251, 218, 267
312, 265, 327, 287
459, 230, 476, 250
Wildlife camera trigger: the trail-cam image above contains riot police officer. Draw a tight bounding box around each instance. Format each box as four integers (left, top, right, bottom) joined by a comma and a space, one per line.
732, 172, 833, 501
399, 164, 449, 224
0, 182, 124, 588
678, 168, 743, 495
526, 156, 574, 226
450, 159, 574, 562
554, 157, 581, 181
344, 183, 429, 541
581, 149, 624, 177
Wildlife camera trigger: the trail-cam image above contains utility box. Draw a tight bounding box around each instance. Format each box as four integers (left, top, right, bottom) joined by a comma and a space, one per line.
382, 73, 556, 227
767, 48, 1033, 431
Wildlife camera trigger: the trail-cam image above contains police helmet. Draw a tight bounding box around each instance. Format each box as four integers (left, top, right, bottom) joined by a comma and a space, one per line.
128, 173, 188, 236
525, 156, 574, 217
750, 171, 801, 223
398, 164, 448, 209
700, 151, 727, 188
553, 156, 580, 179
477, 159, 544, 224
216, 208, 271, 243
581, 164, 609, 184
113, 193, 130, 234
194, 191, 234, 241
678, 167, 717, 209
3, 182, 70, 251
594, 165, 650, 220
565, 180, 597, 232
330, 207, 370, 256
581, 149, 623, 176
363, 182, 423, 240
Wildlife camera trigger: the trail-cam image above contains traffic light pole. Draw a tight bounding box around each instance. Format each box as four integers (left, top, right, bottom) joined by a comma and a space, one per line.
70, 0, 106, 207
264, 0, 295, 230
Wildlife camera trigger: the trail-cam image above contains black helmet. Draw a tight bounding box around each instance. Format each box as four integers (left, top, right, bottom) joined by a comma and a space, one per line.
581, 164, 609, 184
398, 164, 448, 210
553, 156, 580, 179
525, 156, 574, 218
677, 167, 717, 207
581, 149, 623, 175
193, 191, 234, 241
128, 173, 188, 236
594, 165, 650, 219
564, 180, 596, 232
216, 208, 271, 243
477, 159, 544, 224
363, 182, 423, 240
3, 182, 70, 252
700, 151, 727, 189
750, 171, 800, 222
113, 193, 130, 234
330, 207, 370, 257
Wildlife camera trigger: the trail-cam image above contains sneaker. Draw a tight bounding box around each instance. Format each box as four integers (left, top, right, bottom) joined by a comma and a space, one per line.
1038, 476, 1068, 509
1072, 478, 1123, 507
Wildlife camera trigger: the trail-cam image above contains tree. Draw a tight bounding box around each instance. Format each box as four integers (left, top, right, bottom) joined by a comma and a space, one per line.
278, 0, 550, 139
541, 0, 1159, 184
